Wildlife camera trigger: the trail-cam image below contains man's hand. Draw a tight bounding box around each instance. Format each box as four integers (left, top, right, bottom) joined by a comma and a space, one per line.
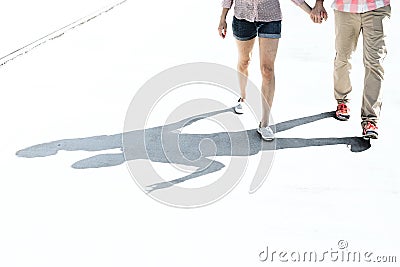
310, 0, 328, 23
218, 20, 227, 39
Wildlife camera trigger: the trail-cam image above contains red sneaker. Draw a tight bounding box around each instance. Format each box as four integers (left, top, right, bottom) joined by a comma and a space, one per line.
336, 103, 350, 121
362, 122, 378, 140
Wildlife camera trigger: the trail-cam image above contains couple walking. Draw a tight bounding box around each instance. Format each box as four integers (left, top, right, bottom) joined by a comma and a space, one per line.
218, 0, 391, 141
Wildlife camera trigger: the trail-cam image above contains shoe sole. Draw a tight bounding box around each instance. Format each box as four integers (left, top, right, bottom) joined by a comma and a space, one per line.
363, 131, 378, 140
336, 114, 350, 121
257, 129, 275, 141
234, 105, 244, 114
262, 138, 274, 141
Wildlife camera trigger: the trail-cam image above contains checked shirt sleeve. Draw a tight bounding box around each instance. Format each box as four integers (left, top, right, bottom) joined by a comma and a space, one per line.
291, 0, 305, 6
222, 0, 233, 9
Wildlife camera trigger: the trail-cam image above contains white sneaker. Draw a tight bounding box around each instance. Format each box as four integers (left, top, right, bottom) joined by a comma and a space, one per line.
257, 125, 275, 141
234, 98, 245, 114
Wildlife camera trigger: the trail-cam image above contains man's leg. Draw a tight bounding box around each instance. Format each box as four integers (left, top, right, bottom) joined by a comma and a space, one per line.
334, 10, 362, 104
360, 5, 391, 126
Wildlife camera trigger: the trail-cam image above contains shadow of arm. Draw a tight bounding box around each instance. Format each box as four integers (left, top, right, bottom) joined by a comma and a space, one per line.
71, 152, 125, 169
162, 108, 234, 132
145, 161, 225, 193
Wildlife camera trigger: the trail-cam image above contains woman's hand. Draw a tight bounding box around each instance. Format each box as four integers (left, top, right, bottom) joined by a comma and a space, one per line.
218, 19, 227, 39
310, 0, 328, 23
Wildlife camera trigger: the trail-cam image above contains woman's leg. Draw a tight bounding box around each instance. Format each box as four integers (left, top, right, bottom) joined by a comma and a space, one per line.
258, 38, 279, 127
236, 38, 256, 100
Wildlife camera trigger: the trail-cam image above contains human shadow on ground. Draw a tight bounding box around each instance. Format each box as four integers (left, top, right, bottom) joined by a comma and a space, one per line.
16, 108, 370, 192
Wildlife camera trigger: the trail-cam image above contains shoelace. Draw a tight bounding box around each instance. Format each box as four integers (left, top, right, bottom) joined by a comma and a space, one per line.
365, 122, 378, 130
337, 103, 349, 113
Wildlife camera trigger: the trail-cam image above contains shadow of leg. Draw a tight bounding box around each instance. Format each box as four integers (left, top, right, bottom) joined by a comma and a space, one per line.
273, 111, 336, 133
275, 137, 371, 152
348, 137, 371, 152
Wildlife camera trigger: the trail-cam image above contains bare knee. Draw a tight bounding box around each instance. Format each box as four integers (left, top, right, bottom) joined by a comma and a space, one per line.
261, 64, 275, 81
238, 57, 251, 72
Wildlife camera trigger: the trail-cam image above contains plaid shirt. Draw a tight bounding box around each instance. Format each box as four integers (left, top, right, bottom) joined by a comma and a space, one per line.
221, 0, 305, 22
332, 0, 390, 13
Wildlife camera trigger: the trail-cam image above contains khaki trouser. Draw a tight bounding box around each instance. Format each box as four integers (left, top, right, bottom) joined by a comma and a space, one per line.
334, 5, 391, 125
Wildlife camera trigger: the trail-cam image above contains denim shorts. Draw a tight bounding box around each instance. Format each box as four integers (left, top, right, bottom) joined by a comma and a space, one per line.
232, 16, 282, 41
